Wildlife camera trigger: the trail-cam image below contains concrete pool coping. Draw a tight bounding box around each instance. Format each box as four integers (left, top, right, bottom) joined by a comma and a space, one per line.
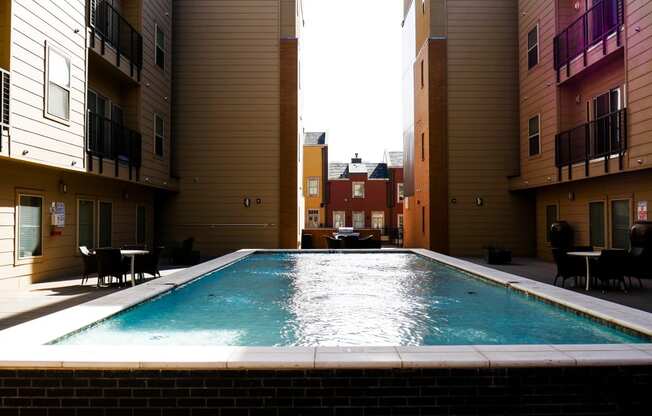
0, 248, 651, 370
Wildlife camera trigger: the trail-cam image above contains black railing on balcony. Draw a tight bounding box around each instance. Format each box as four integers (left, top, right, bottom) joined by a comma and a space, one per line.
87, 111, 142, 180
0, 68, 9, 153
88, 0, 143, 79
555, 108, 627, 180
553, 0, 623, 80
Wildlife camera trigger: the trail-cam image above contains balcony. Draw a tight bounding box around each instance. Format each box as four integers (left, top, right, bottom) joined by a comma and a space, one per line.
88, 0, 143, 80
0, 67, 8, 152
87, 111, 142, 181
555, 108, 627, 180
553, 0, 623, 82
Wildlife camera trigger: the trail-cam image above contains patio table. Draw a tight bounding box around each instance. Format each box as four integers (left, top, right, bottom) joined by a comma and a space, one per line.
120, 250, 149, 287
567, 251, 601, 291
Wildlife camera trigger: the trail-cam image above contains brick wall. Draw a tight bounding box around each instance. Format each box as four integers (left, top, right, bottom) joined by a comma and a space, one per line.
1, 367, 651, 415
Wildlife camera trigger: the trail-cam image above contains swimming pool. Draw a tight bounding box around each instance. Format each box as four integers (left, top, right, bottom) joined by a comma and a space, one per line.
52, 252, 647, 346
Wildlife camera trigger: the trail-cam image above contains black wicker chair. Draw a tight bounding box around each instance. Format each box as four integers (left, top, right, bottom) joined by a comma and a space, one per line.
325, 236, 342, 249
595, 249, 629, 291
95, 248, 128, 287
359, 235, 381, 249
301, 234, 314, 249
79, 246, 97, 286
341, 235, 360, 249
134, 246, 163, 280
551, 248, 585, 288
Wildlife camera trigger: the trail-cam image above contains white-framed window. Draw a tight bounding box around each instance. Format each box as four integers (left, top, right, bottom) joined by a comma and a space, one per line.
371, 211, 385, 230
528, 115, 540, 156
352, 182, 365, 198
98, 201, 113, 248
352, 211, 365, 229
307, 177, 319, 197
16, 194, 44, 260
45, 42, 71, 123
307, 209, 320, 228
527, 24, 539, 70
155, 113, 164, 157
333, 211, 346, 229
155, 24, 165, 70
137, 205, 146, 244
77, 199, 96, 250
397, 183, 405, 202
397, 214, 404, 230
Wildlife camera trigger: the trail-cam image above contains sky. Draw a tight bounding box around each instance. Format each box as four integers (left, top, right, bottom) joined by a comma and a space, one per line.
300, 0, 404, 164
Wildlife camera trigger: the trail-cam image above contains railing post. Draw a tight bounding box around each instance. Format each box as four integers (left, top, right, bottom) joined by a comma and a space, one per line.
585, 123, 590, 177
582, 14, 587, 66
566, 30, 570, 77
116, 11, 121, 67
556, 135, 562, 181
602, 0, 608, 55
568, 131, 573, 180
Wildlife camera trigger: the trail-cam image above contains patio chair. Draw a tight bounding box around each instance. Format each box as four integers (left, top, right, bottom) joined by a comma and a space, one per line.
359, 235, 381, 249
95, 248, 128, 287
301, 234, 314, 249
625, 221, 652, 288
79, 246, 97, 286
551, 248, 584, 288
325, 236, 342, 249
171, 238, 200, 265
341, 235, 360, 249
122, 244, 147, 250
595, 249, 629, 292
134, 246, 163, 280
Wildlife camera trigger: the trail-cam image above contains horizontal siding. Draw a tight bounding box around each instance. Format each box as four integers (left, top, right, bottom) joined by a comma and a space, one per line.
165, 0, 282, 255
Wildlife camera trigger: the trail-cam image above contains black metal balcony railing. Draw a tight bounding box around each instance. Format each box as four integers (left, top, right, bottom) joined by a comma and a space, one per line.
0, 68, 9, 153
87, 111, 142, 180
553, 0, 623, 80
555, 108, 627, 180
89, 0, 143, 79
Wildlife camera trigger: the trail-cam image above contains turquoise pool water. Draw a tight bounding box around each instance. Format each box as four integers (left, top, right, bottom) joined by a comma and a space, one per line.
54, 252, 647, 346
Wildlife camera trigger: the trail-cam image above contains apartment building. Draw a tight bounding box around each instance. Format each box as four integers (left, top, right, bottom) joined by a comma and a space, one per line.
401, 0, 535, 256
384, 151, 405, 235
513, 0, 652, 259
303, 132, 327, 228
161, 0, 301, 254
326, 154, 404, 238
0, 0, 173, 288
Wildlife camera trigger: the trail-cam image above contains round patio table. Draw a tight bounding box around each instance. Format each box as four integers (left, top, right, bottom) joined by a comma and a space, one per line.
120, 250, 149, 287
567, 251, 601, 291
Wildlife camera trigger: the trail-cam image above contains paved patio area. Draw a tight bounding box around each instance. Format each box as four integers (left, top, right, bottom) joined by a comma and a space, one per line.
465, 257, 652, 313
0, 266, 187, 331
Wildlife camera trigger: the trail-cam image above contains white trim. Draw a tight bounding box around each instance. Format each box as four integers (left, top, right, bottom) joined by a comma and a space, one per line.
155, 23, 165, 71
333, 211, 346, 229
352, 181, 365, 199
154, 113, 165, 158
307, 177, 320, 197
527, 23, 539, 70
15, 193, 44, 262
44, 41, 72, 125
528, 114, 541, 156
397, 183, 404, 203
352, 211, 365, 229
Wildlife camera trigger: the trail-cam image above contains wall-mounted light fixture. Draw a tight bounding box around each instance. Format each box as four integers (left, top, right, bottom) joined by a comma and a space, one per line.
475, 197, 484, 207
123, 189, 130, 200
58, 180, 68, 194
243, 197, 251, 208
568, 192, 575, 201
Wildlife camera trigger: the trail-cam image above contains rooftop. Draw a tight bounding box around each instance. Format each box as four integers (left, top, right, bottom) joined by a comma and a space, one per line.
385, 151, 403, 168
304, 132, 327, 146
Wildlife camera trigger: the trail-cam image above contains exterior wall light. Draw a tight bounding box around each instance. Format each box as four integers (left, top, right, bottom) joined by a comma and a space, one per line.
475, 197, 484, 207
58, 180, 68, 194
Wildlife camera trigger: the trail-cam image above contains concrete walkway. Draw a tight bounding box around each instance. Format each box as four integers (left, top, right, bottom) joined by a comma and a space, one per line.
464, 257, 652, 313
0, 266, 186, 331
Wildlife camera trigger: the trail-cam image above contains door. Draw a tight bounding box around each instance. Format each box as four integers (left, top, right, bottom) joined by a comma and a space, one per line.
593, 88, 621, 157
371, 212, 385, 230
611, 200, 630, 250
98, 201, 113, 248
307, 209, 319, 228
352, 212, 365, 229
333, 211, 345, 229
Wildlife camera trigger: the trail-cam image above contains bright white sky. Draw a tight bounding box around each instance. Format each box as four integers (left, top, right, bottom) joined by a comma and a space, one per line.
300, 0, 403, 163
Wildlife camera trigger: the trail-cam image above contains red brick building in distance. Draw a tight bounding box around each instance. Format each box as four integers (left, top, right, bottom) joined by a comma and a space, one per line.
326, 153, 404, 240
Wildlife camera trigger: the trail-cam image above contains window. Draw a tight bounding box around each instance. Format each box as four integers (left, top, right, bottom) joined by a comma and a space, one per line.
333, 211, 346, 229
397, 183, 405, 202
137, 205, 146, 244
307, 209, 320, 228
98, 201, 112, 248
353, 211, 365, 229
352, 182, 365, 198
17, 195, 43, 259
155, 25, 165, 70
528, 115, 540, 156
421, 133, 425, 161
308, 177, 319, 197
611, 200, 631, 249
527, 25, 539, 69
545, 205, 558, 243
589, 201, 606, 248
420, 60, 424, 89
397, 214, 404, 230
45, 43, 71, 123
78, 200, 95, 249
155, 114, 164, 157
371, 211, 385, 230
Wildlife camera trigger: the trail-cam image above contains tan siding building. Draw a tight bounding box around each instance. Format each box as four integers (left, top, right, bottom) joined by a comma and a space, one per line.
402, 0, 535, 257
162, 0, 301, 255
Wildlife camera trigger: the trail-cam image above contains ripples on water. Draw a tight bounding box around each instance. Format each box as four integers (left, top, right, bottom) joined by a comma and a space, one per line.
55, 253, 646, 346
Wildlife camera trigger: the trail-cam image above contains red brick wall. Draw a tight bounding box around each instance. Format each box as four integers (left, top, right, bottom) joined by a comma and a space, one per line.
326, 175, 390, 228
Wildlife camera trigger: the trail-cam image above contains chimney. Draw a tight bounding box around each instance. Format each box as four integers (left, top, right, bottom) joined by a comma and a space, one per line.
351, 153, 362, 164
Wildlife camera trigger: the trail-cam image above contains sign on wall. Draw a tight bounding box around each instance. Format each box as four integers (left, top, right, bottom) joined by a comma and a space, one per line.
637, 201, 648, 221
51, 202, 65, 227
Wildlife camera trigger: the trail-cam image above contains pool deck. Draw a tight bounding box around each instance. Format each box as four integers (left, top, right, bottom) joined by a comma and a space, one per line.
464, 256, 652, 313
0, 249, 651, 370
